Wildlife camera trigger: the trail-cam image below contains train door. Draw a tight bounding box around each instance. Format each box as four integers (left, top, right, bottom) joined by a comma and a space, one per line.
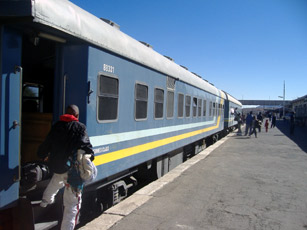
0, 27, 22, 209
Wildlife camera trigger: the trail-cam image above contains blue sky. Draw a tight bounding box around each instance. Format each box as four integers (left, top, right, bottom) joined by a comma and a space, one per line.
70, 0, 307, 101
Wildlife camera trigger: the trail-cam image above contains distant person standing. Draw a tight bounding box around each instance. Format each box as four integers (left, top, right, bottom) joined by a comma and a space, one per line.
242, 114, 246, 124
234, 108, 242, 135
245, 111, 253, 136
264, 119, 269, 132
257, 112, 263, 132
290, 112, 295, 134
249, 116, 259, 138
268, 113, 272, 122
271, 113, 276, 128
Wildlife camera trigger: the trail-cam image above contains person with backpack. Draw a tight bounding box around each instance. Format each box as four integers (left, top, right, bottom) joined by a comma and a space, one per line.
37, 105, 95, 230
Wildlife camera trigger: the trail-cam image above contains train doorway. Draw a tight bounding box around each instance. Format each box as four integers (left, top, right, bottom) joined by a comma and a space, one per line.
20, 34, 57, 165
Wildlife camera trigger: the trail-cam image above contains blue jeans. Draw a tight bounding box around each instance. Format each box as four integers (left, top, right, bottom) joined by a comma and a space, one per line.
245, 123, 252, 135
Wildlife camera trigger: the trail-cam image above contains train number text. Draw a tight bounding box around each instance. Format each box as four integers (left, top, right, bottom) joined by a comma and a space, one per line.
103, 64, 115, 74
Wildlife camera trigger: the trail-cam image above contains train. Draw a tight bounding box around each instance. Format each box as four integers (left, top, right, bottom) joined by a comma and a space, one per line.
291, 95, 307, 126
0, 0, 242, 229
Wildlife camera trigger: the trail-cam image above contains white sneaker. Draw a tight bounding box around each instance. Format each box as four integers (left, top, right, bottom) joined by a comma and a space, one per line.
40, 199, 49, 208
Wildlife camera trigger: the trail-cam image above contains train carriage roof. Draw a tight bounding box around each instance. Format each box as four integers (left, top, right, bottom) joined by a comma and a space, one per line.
227, 93, 242, 107
0, 0, 223, 96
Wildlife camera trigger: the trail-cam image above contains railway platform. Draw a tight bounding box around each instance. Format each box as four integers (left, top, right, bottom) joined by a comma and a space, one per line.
79, 120, 307, 230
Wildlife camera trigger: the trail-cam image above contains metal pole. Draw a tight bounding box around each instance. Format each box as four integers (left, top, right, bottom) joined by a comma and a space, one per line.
283, 80, 285, 118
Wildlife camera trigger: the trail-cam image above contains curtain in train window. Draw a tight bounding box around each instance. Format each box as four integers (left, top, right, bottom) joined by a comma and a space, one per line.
193, 97, 197, 117
185, 95, 191, 117
98, 75, 118, 121
203, 100, 207, 117
198, 98, 202, 117
167, 91, 174, 118
135, 83, 148, 120
177, 93, 184, 118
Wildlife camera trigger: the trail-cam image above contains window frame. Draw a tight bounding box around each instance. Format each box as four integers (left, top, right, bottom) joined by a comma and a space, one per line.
213, 102, 216, 116
177, 93, 184, 118
166, 90, 175, 119
203, 99, 207, 117
192, 97, 198, 117
154, 87, 164, 120
185, 95, 191, 117
134, 82, 149, 121
197, 98, 202, 117
97, 73, 119, 123
22, 83, 44, 113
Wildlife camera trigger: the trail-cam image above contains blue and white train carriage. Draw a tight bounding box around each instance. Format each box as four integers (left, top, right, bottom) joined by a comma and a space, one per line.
223, 92, 242, 133
0, 0, 241, 228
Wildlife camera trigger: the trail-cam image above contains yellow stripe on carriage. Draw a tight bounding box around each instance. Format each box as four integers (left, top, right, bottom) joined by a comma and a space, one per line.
93, 116, 221, 166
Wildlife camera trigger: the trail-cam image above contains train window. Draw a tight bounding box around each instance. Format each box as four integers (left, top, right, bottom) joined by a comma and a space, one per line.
135, 83, 148, 120
185, 95, 191, 117
213, 102, 216, 116
209, 101, 212, 117
193, 97, 197, 117
98, 75, 119, 121
22, 83, 43, 113
203, 100, 207, 117
154, 88, 164, 119
178, 93, 184, 118
198, 99, 202, 117
167, 91, 174, 118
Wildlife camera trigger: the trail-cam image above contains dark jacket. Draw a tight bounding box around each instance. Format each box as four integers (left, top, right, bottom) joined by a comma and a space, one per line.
245, 114, 253, 125
37, 114, 94, 174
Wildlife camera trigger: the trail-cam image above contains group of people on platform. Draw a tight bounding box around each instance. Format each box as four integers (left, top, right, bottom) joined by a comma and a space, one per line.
233, 109, 294, 138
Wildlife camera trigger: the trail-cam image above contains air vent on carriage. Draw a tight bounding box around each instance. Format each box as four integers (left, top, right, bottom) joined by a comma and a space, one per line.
192, 72, 202, 79
100, 18, 120, 30
180, 65, 188, 70
139, 41, 153, 49
167, 76, 176, 90
164, 55, 174, 62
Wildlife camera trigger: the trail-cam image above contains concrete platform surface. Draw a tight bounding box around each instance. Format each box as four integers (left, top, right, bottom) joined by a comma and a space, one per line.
79, 120, 307, 230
